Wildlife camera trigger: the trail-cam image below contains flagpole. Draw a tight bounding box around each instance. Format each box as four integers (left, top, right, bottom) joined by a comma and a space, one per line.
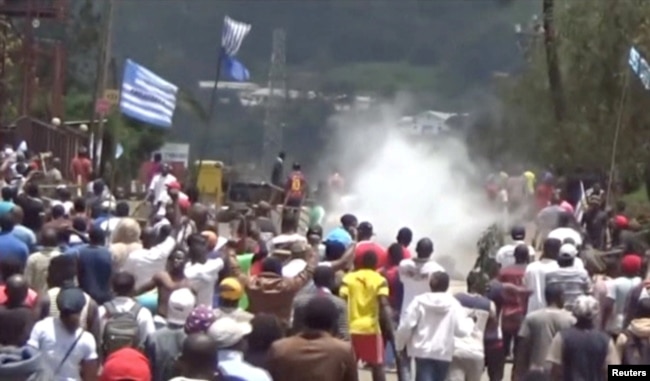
605, 68, 631, 207
193, 47, 224, 190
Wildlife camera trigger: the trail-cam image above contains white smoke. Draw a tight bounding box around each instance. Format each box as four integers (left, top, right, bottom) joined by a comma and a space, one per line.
324, 99, 499, 277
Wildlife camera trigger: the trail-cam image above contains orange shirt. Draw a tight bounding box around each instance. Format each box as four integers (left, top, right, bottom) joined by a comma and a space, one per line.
70, 157, 92, 182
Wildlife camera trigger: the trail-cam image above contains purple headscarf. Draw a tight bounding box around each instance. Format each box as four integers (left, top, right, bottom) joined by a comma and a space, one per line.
184, 305, 217, 334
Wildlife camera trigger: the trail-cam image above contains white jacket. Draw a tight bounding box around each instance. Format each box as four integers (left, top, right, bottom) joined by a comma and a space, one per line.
395, 292, 473, 362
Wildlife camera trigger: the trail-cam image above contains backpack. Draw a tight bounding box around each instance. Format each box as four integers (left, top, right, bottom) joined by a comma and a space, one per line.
102, 301, 142, 354
621, 329, 650, 365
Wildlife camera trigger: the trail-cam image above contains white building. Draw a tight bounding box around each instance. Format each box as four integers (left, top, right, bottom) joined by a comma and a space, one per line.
397, 110, 466, 136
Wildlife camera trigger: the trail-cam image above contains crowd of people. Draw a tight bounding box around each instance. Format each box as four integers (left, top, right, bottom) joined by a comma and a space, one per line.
0, 143, 647, 381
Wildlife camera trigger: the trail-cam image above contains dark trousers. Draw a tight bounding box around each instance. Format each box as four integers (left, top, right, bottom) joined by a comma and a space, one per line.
485, 339, 505, 381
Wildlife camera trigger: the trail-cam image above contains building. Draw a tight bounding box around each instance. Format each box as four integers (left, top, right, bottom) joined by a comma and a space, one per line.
396, 110, 468, 136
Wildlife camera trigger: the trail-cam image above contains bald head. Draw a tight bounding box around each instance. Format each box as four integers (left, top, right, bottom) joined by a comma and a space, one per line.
5, 274, 27, 306
181, 333, 219, 369
416, 238, 434, 259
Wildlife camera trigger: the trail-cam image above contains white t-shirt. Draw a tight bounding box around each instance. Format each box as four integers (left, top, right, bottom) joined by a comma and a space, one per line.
494, 241, 536, 267
185, 258, 225, 306
548, 227, 583, 247
122, 236, 176, 288
149, 173, 177, 204
97, 296, 156, 347
398, 258, 446, 318
50, 200, 74, 216
28, 317, 97, 381
524, 259, 560, 313
606, 276, 642, 332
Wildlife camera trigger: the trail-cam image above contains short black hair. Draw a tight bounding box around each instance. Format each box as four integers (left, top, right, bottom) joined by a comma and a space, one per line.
340, 214, 357, 228
1, 186, 12, 201
430, 271, 450, 292
0, 213, 14, 232
0, 257, 23, 280
544, 283, 564, 306
303, 296, 339, 332
415, 238, 434, 259
115, 201, 130, 217
542, 238, 562, 259
88, 226, 105, 245
111, 271, 135, 296
51, 204, 65, 219
278, 152, 286, 159
387, 243, 404, 267
73, 197, 86, 212
313, 266, 335, 289
186, 233, 206, 248
248, 313, 284, 351
396, 227, 412, 246
359, 250, 378, 269
513, 244, 530, 263
24, 183, 38, 197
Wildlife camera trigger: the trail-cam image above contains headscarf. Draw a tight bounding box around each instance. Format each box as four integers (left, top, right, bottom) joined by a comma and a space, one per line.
184, 305, 217, 334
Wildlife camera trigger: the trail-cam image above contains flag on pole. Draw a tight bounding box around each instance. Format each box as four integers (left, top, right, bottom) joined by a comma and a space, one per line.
629, 46, 650, 90
574, 181, 587, 223
220, 16, 251, 82
120, 59, 178, 128
115, 143, 124, 159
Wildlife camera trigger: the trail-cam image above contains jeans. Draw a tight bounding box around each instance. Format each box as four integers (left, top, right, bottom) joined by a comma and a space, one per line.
414, 358, 450, 381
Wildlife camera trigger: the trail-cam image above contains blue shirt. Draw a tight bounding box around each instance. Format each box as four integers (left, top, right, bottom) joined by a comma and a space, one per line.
11, 224, 36, 252
0, 201, 14, 218
217, 350, 272, 381
77, 245, 112, 304
324, 226, 352, 247
0, 232, 29, 267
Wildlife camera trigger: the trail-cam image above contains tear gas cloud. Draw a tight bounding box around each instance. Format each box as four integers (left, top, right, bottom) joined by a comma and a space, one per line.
324, 99, 499, 277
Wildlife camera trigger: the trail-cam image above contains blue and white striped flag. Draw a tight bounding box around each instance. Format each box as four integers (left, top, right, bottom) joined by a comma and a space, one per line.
222, 16, 251, 56
120, 59, 178, 128
629, 46, 650, 90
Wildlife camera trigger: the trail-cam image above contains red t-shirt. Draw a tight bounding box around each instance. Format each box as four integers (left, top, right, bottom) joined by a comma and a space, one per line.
402, 246, 413, 259
71, 157, 92, 182
535, 184, 554, 211
0, 286, 38, 308
285, 171, 306, 199
354, 241, 387, 269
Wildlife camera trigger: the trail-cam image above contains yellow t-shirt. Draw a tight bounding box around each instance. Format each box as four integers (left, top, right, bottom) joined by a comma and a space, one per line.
340, 269, 389, 335
524, 171, 536, 193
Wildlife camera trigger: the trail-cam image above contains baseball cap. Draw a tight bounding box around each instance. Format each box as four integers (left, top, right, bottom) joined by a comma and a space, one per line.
167, 288, 196, 326
358, 221, 374, 235
56, 287, 86, 314
559, 243, 578, 259
207, 317, 252, 348
510, 225, 526, 240
572, 295, 599, 320
621, 254, 643, 275
219, 278, 244, 301
99, 348, 151, 381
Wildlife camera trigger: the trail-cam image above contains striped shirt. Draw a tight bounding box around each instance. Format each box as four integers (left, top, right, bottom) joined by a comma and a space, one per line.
545, 267, 591, 309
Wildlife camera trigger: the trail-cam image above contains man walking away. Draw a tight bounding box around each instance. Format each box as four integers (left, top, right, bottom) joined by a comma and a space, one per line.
545, 247, 591, 311
449, 270, 494, 381
602, 255, 642, 337
546, 295, 619, 381
498, 244, 530, 359
514, 283, 575, 378
271, 152, 285, 188
396, 271, 473, 381
269, 296, 358, 381
340, 251, 394, 381
524, 238, 560, 314
494, 225, 535, 268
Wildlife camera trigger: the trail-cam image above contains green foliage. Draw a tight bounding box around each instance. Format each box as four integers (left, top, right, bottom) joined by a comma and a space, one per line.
499, 0, 650, 180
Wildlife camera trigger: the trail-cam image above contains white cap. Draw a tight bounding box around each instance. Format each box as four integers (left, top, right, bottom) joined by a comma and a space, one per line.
167, 288, 196, 326
207, 317, 252, 348
559, 243, 577, 258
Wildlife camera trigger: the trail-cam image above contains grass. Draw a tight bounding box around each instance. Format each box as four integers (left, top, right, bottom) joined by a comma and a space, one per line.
621, 185, 650, 218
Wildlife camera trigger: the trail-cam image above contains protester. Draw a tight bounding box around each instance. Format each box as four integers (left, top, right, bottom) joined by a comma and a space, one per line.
99, 347, 151, 381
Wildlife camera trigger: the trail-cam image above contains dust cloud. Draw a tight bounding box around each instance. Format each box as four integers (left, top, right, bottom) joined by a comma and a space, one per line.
325, 100, 499, 277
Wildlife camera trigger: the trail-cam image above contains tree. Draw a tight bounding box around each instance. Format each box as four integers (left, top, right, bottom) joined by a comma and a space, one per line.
500, 0, 650, 181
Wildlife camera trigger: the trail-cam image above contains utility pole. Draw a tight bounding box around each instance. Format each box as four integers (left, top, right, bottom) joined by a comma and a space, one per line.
91, 0, 115, 173
261, 28, 286, 176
